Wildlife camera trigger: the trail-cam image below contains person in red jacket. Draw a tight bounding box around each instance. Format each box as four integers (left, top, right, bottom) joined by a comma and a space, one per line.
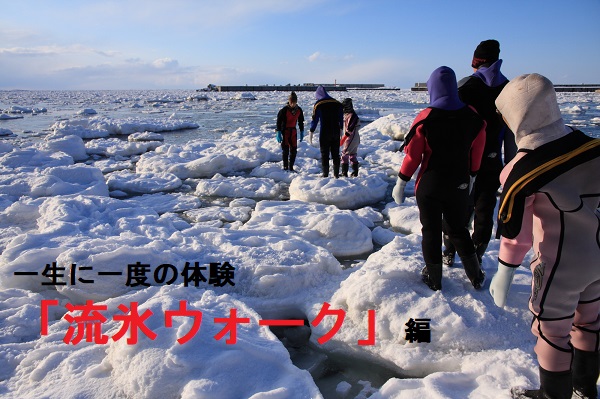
392, 66, 486, 291
276, 91, 305, 172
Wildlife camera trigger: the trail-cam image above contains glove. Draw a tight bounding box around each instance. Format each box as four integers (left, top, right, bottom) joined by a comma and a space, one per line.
469, 175, 476, 195
309, 131, 314, 145
392, 177, 408, 204
299, 130, 304, 142
489, 263, 516, 308
276, 131, 282, 143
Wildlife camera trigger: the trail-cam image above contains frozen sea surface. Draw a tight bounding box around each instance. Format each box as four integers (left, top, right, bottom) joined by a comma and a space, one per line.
0, 88, 599, 399
2, 89, 595, 142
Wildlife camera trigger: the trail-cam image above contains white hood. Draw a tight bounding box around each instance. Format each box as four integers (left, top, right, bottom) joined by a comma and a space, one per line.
495, 73, 569, 150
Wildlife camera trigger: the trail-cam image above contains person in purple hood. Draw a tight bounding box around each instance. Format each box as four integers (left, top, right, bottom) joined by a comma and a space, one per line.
309, 85, 344, 177
442, 39, 517, 267
392, 66, 487, 291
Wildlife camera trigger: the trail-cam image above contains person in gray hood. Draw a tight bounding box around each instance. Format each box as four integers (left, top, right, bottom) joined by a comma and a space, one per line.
489, 73, 600, 399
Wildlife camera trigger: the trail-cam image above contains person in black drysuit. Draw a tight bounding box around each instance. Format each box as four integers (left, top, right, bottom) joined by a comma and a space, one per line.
392, 66, 487, 291
309, 85, 343, 178
442, 39, 517, 266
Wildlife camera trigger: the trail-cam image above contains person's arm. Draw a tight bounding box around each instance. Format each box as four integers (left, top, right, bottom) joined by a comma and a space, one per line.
498, 194, 534, 265
275, 107, 285, 142
470, 112, 487, 175
298, 107, 305, 132
399, 124, 426, 180
489, 194, 534, 307
276, 107, 285, 132
502, 126, 517, 164
346, 112, 359, 135
310, 105, 320, 133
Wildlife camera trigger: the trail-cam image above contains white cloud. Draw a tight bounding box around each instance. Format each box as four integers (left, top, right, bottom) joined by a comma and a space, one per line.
307, 51, 355, 63
152, 58, 179, 69
308, 52, 321, 62
0, 44, 118, 58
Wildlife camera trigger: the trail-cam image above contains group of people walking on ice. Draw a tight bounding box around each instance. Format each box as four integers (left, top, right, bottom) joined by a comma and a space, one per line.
276, 86, 360, 178
398, 39, 599, 399
276, 38, 600, 399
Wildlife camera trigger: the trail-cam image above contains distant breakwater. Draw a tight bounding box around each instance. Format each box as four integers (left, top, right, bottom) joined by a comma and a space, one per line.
202, 84, 386, 92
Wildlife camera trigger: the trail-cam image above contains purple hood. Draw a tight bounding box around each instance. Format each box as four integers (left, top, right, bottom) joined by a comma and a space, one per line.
315, 85, 333, 101
427, 66, 465, 111
472, 59, 508, 88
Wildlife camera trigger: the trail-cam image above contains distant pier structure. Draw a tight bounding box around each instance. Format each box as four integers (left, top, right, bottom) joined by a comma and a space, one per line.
411, 83, 427, 92
411, 83, 600, 93
553, 84, 600, 92
199, 83, 386, 92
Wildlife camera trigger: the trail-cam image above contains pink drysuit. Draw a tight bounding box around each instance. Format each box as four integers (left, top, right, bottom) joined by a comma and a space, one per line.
496, 75, 600, 373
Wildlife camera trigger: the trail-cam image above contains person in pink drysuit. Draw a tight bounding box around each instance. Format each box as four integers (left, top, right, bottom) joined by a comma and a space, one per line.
489, 73, 600, 399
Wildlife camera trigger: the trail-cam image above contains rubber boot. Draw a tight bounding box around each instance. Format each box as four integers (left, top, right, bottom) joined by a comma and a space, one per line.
351, 162, 359, 177
460, 253, 485, 289
341, 163, 349, 177
442, 234, 455, 267
333, 159, 340, 178
421, 264, 442, 291
511, 367, 573, 399
282, 156, 288, 171
321, 159, 329, 177
572, 349, 599, 399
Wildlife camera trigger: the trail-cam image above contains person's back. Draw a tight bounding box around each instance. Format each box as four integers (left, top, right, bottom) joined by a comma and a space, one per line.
498, 130, 600, 264
394, 66, 486, 291
459, 75, 510, 171
311, 87, 342, 138
316, 101, 343, 139
490, 73, 600, 399
443, 39, 514, 266
310, 85, 343, 177
418, 106, 485, 188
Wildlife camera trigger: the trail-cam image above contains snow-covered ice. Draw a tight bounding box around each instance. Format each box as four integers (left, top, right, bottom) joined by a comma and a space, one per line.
0, 89, 599, 399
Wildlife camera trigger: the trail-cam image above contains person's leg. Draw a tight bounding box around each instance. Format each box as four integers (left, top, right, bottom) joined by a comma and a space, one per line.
282, 144, 289, 170
519, 259, 586, 398
521, 316, 574, 399
442, 183, 475, 266
441, 222, 456, 267
341, 153, 349, 177
471, 171, 500, 262
289, 144, 297, 171
320, 142, 330, 177
350, 154, 359, 177
571, 289, 600, 399
443, 190, 484, 288
416, 181, 443, 290
331, 142, 340, 178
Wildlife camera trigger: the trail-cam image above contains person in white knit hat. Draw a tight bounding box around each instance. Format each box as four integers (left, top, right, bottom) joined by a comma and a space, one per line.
489, 73, 600, 399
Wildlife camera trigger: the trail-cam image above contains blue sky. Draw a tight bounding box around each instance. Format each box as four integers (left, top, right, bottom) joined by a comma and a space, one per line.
1, 0, 599, 90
